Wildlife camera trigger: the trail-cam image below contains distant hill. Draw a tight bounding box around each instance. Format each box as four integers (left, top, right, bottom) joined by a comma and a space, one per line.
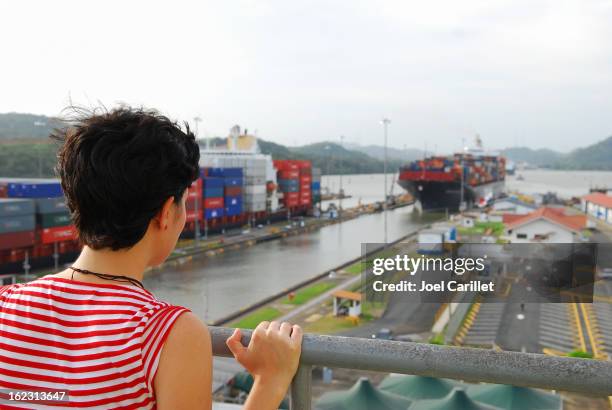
261, 140, 405, 174
0, 113, 62, 140
501, 147, 563, 167
1, 112, 611, 174
345, 143, 423, 162
502, 136, 612, 170
555, 136, 612, 170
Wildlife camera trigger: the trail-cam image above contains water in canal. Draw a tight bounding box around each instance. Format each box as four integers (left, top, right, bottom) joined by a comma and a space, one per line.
143, 205, 441, 322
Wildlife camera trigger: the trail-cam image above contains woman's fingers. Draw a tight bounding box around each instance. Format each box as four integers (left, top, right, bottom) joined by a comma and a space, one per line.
226, 328, 246, 361
280, 322, 293, 337
269, 321, 281, 332
291, 325, 303, 344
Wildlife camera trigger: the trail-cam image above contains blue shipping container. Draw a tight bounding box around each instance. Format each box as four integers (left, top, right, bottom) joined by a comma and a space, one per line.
0, 199, 35, 218
204, 187, 224, 198
203, 177, 224, 189
278, 179, 299, 192
224, 196, 242, 207
0, 214, 36, 234
311, 181, 321, 190
206, 168, 226, 177
224, 177, 243, 187
223, 168, 243, 177
205, 208, 224, 219
225, 205, 242, 217
8, 182, 63, 198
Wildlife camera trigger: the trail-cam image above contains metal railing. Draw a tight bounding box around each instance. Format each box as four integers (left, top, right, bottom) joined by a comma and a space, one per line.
209, 326, 612, 409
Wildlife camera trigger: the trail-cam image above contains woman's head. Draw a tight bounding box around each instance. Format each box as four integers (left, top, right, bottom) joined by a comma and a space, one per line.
53, 106, 200, 265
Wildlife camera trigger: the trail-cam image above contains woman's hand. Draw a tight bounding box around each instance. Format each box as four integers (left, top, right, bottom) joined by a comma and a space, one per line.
226, 321, 303, 409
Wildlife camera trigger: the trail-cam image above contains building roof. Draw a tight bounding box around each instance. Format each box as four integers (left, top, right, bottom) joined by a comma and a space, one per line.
502, 214, 524, 224
332, 290, 362, 301
505, 207, 586, 232
583, 192, 612, 208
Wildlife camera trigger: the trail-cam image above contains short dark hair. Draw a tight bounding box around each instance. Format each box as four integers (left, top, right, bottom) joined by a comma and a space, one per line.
52, 106, 200, 250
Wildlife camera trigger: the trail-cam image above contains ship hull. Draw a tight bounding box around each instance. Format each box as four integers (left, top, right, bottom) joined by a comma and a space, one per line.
397, 179, 504, 211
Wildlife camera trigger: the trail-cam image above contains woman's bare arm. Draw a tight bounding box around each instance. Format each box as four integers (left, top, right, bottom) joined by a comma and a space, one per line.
226, 321, 303, 410
155, 312, 212, 410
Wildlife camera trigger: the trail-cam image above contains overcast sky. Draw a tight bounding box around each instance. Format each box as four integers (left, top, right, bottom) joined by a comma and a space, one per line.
1, 0, 611, 152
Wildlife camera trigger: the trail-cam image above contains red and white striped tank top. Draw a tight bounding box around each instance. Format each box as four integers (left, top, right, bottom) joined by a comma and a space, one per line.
0, 275, 190, 409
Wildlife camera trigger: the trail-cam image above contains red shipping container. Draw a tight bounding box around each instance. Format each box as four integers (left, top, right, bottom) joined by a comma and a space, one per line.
279, 170, 300, 179
187, 178, 202, 199
41, 226, 77, 244
281, 198, 299, 207
300, 191, 312, 198
299, 174, 312, 183
274, 160, 299, 171
0, 184, 7, 198
0, 230, 35, 251
299, 197, 311, 205
300, 183, 311, 191
185, 210, 203, 222
225, 186, 242, 196
284, 192, 299, 201
295, 160, 311, 169
204, 197, 224, 209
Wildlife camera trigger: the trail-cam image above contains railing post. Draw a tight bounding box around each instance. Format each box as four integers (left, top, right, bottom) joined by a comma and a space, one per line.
290, 364, 312, 410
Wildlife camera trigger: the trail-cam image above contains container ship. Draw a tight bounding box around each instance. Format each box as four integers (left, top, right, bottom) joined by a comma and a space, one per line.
0, 127, 322, 276
397, 136, 505, 211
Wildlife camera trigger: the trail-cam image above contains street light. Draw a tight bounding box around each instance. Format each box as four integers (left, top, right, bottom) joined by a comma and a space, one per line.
339, 135, 344, 215
193, 116, 202, 243
381, 118, 391, 244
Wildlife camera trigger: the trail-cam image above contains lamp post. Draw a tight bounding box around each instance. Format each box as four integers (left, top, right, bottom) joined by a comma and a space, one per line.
193, 116, 202, 243
339, 135, 344, 216
381, 118, 391, 244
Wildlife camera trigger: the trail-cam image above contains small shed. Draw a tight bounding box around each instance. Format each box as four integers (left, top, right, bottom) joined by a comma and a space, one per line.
332, 290, 362, 317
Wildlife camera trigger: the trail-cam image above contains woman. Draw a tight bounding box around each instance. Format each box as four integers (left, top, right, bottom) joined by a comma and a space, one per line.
0, 107, 302, 409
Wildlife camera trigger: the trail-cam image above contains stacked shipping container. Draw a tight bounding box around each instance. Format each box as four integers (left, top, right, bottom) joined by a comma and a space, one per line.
275, 160, 300, 208
0, 157, 317, 272
312, 168, 322, 204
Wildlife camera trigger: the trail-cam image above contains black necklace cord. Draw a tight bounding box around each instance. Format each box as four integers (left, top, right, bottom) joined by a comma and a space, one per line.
69, 266, 145, 290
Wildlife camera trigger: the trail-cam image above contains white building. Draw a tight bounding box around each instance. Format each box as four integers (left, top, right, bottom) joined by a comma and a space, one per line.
504, 207, 586, 243
582, 192, 612, 225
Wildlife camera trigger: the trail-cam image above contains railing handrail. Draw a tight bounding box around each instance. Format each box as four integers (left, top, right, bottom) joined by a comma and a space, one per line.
209, 326, 612, 396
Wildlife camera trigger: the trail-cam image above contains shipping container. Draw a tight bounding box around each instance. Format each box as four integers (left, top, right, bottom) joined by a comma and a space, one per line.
204, 197, 224, 209
224, 186, 242, 196
35, 197, 68, 214
41, 226, 77, 245
205, 208, 224, 219
0, 230, 35, 251
224, 196, 242, 207
0, 215, 36, 234
203, 187, 224, 198
6, 179, 63, 198
279, 170, 300, 179
38, 212, 72, 229
185, 209, 203, 223
0, 198, 35, 217
224, 177, 243, 187
245, 185, 266, 195
202, 177, 224, 189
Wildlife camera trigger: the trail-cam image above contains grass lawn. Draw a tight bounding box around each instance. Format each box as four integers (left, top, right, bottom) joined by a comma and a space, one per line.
458, 221, 505, 237
284, 282, 336, 305
230, 306, 282, 329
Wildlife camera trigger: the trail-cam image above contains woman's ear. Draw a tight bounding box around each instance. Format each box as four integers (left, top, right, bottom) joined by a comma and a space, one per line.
157, 196, 176, 230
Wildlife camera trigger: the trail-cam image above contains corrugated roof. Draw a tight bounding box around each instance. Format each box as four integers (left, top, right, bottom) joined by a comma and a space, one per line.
583, 192, 612, 208
505, 207, 586, 232
332, 290, 362, 301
